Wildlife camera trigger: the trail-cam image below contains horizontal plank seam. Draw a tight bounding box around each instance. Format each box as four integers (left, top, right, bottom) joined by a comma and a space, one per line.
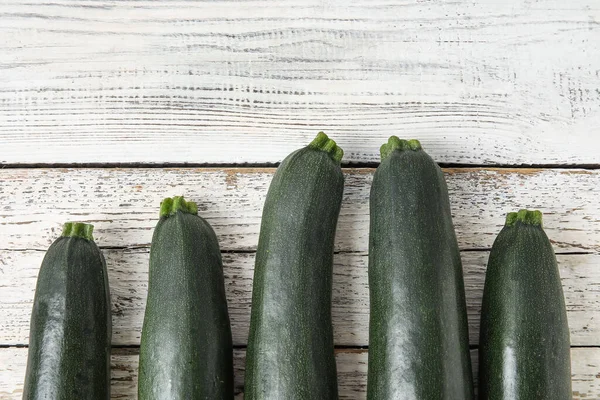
0, 247, 595, 256
2, 163, 600, 170
2, 344, 598, 350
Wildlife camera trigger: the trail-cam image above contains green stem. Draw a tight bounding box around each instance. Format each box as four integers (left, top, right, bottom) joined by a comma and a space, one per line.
309, 132, 344, 163
505, 209, 543, 227
62, 222, 95, 241
159, 195, 199, 217
380, 136, 422, 160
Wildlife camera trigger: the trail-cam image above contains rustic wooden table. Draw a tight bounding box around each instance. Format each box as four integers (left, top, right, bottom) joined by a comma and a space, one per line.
1, 1, 599, 398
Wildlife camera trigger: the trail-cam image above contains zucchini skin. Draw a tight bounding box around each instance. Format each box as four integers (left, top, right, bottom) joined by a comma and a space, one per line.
479, 210, 571, 399
23, 223, 111, 400
367, 137, 473, 400
244, 133, 344, 400
138, 197, 233, 400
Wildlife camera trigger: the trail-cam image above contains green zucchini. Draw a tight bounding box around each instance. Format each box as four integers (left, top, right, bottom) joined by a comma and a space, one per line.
23, 222, 111, 399
367, 137, 473, 399
244, 132, 344, 400
138, 196, 233, 399
479, 210, 571, 399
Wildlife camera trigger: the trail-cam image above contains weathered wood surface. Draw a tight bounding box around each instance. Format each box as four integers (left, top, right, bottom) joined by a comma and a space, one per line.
1, 249, 598, 347
1, 166, 598, 395
1, 167, 598, 347
1, 1, 600, 165
1, 168, 599, 253
1, 347, 598, 399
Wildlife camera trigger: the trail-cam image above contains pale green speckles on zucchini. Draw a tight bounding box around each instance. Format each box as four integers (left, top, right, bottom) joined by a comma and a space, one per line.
367, 137, 473, 399
245, 132, 344, 400
479, 210, 571, 399
24, 223, 111, 399
139, 196, 233, 399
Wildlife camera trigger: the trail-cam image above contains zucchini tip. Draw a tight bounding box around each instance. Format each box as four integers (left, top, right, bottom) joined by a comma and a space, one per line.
160, 195, 199, 217
505, 209, 543, 227
61, 222, 95, 241
380, 136, 422, 160
309, 131, 344, 163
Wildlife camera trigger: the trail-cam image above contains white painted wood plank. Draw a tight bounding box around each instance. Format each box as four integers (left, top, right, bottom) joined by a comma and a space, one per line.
1, 250, 598, 347
0, 348, 245, 399
1, 1, 599, 165
1, 168, 598, 253
0, 347, 597, 399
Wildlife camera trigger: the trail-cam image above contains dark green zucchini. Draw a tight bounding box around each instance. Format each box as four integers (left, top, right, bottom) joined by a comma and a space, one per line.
367, 137, 473, 399
479, 210, 571, 399
244, 132, 344, 400
23, 222, 111, 399
138, 196, 233, 399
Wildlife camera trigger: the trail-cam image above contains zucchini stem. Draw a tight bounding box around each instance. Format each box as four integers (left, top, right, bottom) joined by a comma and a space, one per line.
160, 196, 199, 217
309, 132, 344, 163
505, 209, 543, 227
62, 222, 95, 241
380, 136, 422, 160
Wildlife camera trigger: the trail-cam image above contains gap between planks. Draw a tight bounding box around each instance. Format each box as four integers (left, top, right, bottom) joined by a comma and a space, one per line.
2, 163, 600, 170
3, 344, 599, 350
1, 250, 598, 347
0, 347, 598, 400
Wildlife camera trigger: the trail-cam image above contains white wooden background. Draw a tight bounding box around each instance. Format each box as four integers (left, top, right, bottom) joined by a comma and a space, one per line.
1, 0, 599, 399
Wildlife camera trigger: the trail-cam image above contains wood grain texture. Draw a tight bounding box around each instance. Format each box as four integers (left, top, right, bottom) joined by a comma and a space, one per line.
0, 347, 598, 399
1, 249, 598, 347
1, 166, 598, 394
1, 1, 600, 165
1, 168, 599, 253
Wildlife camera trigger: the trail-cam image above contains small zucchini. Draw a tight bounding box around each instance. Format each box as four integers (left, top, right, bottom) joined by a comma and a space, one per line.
138, 196, 233, 399
479, 210, 571, 399
24, 222, 111, 399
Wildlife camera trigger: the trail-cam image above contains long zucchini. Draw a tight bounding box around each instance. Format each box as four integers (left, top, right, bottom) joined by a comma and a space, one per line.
244, 132, 344, 400
24, 222, 111, 399
367, 137, 473, 399
138, 196, 233, 399
479, 210, 571, 399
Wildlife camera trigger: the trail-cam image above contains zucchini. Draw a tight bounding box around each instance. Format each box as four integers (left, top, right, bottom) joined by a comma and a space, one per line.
244, 132, 344, 400
479, 210, 571, 399
23, 222, 111, 399
367, 137, 473, 399
138, 196, 233, 399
